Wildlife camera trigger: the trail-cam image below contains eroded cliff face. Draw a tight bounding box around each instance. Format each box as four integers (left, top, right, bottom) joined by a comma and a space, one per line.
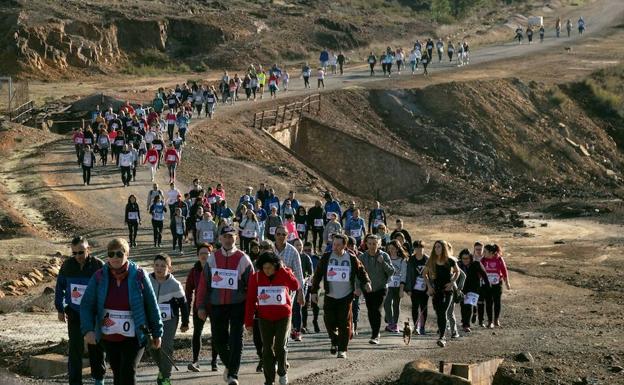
0, 9, 229, 78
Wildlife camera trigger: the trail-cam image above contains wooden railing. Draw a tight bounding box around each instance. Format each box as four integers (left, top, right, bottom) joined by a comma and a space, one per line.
9, 100, 35, 123
252, 93, 321, 131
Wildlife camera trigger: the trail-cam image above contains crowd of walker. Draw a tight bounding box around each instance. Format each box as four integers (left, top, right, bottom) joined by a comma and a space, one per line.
50, 15, 600, 385
515, 16, 586, 44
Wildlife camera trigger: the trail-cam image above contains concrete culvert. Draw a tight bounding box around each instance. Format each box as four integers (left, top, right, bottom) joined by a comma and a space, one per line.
69, 93, 128, 113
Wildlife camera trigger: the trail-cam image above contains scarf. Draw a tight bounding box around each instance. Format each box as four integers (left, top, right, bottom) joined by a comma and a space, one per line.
109, 261, 129, 285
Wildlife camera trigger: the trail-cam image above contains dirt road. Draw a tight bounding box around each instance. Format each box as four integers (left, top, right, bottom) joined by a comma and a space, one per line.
2, 0, 624, 383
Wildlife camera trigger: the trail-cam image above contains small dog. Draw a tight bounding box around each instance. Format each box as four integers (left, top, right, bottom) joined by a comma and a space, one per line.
564, 46, 572, 53
403, 319, 412, 345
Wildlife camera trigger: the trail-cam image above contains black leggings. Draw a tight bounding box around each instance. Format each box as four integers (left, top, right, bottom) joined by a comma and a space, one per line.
152, 220, 163, 245
364, 288, 386, 339
167, 124, 175, 141
303, 76, 310, 88
302, 293, 319, 329
461, 302, 473, 328
121, 166, 132, 185
82, 166, 92, 185
311, 228, 323, 252
432, 290, 452, 338
127, 221, 138, 245
99, 148, 108, 165
172, 233, 183, 251
192, 312, 218, 363
103, 338, 144, 385
484, 284, 502, 323
410, 290, 429, 330
369, 63, 375, 75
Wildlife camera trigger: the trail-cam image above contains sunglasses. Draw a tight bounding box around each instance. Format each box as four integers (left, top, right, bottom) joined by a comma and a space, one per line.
275, 233, 287, 237
107, 250, 125, 259
72, 250, 86, 256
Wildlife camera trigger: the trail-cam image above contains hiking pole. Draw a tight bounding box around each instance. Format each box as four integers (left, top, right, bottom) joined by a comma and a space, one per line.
140, 325, 180, 371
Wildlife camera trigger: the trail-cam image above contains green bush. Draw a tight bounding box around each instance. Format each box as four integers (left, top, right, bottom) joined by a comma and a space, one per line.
547, 87, 566, 106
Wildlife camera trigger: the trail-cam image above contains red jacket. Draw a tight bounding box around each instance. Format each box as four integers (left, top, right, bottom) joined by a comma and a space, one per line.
481, 256, 509, 284
144, 148, 159, 165
164, 148, 180, 165
244, 266, 299, 327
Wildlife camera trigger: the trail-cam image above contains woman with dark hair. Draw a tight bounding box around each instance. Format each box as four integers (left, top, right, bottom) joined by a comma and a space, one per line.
481, 244, 511, 328
384, 240, 408, 333
458, 249, 490, 333
424, 240, 459, 347
245, 252, 299, 385
295, 206, 308, 242
186, 244, 219, 372
405, 240, 429, 335
124, 195, 141, 247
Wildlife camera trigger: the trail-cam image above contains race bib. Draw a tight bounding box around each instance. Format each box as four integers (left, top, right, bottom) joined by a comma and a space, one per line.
296, 224, 306, 232
269, 227, 276, 235
101, 309, 135, 337
153, 211, 164, 221
115, 140, 124, 146
487, 273, 500, 285
202, 231, 214, 243
413, 277, 426, 291
242, 229, 257, 238
148, 155, 157, 163
327, 265, 350, 282
464, 292, 479, 306
128, 211, 138, 220
374, 219, 383, 227
154, 144, 162, 151
70, 284, 87, 305
257, 286, 287, 306
159, 304, 172, 321
211, 269, 238, 290
167, 119, 175, 125
166, 154, 176, 162
75, 137, 83, 144
84, 138, 92, 144
314, 219, 323, 227
388, 275, 401, 288
350, 229, 362, 238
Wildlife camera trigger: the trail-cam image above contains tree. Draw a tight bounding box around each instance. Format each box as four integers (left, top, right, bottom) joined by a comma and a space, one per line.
431, 0, 452, 21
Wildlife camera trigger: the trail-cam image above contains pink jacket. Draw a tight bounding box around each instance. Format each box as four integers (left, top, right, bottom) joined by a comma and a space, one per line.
481, 256, 508, 283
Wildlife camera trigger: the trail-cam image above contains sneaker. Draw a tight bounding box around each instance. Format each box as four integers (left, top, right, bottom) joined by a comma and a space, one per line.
494, 319, 501, 327
256, 362, 263, 373
187, 362, 200, 372
337, 351, 347, 358
412, 328, 420, 336
212, 360, 218, 372
487, 322, 494, 329
290, 330, 297, 340
451, 331, 460, 339
384, 325, 393, 332
161, 378, 171, 385
313, 320, 320, 333
437, 338, 446, 347
279, 374, 288, 385
227, 378, 239, 385
419, 327, 426, 335
392, 324, 401, 334
369, 337, 380, 345
293, 331, 302, 342
479, 322, 486, 328
330, 345, 337, 355
463, 326, 471, 333
301, 327, 308, 334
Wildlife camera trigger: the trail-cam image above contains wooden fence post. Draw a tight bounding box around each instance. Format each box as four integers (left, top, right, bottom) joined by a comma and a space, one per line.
260, 110, 265, 130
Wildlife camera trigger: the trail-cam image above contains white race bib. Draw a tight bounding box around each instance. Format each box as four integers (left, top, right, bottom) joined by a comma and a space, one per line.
464, 292, 479, 306
314, 219, 323, 227
75, 137, 84, 144
374, 219, 383, 227
153, 211, 164, 221
101, 309, 135, 337
159, 304, 172, 321
258, 286, 287, 306
166, 154, 176, 162
115, 140, 124, 146
296, 224, 306, 232
388, 275, 401, 288
350, 229, 362, 238
211, 268, 238, 290
242, 229, 257, 238
154, 144, 162, 151
269, 227, 276, 235
128, 212, 138, 220
327, 265, 350, 282
202, 231, 214, 243
111, 123, 119, 129
70, 284, 87, 305
413, 277, 426, 291
487, 273, 500, 285
148, 155, 157, 163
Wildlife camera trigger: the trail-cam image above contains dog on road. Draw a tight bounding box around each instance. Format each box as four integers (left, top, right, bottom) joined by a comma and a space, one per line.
403, 319, 412, 345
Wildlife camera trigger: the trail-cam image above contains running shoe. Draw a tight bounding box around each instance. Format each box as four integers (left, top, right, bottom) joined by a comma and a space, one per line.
212, 360, 218, 372
337, 351, 347, 358
437, 338, 446, 347
293, 331, 302, 342
463, 326, 472, 333
227, 378, 239, 385
256, 362, 263, 373
451, 331, 460, 339
330, 345, 337, 355
494, 319, 501, 327
369, 337, 380, 345
187, 362, 200, 372
487, 322, 494, 329
279, 374, 288, 385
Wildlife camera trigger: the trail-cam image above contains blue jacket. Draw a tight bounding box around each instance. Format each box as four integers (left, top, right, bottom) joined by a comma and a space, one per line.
55, 256, 104, 314
80, 261, 163, 346
324, 200, 342, 223
320, 51, 329, 62
255, 208, 268, 222
265, 196, 281, 215
345, 217, 366, 238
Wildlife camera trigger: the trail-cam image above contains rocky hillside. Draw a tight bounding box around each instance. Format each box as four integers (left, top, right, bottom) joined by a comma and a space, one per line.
0, 0, 530, 79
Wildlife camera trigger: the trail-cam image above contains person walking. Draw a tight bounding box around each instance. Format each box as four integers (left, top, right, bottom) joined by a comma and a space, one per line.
310, 234, 371, 358
80, 238, 163, 385
55, 236, 106, 385
245, 252, 300, 385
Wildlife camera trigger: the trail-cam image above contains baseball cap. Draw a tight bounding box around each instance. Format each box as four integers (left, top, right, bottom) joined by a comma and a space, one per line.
220, 226, 237, 236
